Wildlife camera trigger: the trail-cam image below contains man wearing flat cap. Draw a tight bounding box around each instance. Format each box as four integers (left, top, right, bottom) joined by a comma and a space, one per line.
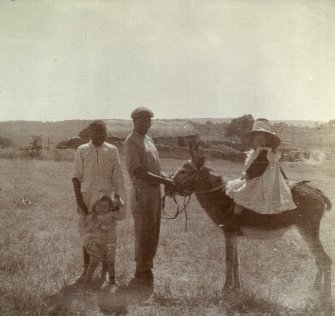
124, 107, 174, 288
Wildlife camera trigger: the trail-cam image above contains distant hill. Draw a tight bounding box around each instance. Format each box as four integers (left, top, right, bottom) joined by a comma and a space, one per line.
0, 120, 93, 148
272, 120, 327, 128
0, 118, 333, 151
0, 119, 198, 148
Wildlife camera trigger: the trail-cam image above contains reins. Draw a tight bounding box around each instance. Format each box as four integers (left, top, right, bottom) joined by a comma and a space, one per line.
161, 194, 192, 232
195, 184, 225, 194
161, 179, 224, 232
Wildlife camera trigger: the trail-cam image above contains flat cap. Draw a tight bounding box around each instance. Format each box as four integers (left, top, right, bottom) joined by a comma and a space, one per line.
131, 107, 154, 119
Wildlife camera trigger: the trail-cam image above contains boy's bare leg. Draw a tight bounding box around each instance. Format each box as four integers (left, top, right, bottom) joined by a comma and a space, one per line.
101, 260, 108, 280
106, 243, 117, 285
107, 260, 116, 285
77, 245, 90, 283
84, 256, 100, 284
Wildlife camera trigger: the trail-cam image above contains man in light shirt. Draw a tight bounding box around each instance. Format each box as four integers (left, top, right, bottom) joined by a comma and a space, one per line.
72, 120, 127, 283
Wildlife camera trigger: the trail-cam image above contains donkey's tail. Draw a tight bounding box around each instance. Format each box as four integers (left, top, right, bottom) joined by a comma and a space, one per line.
321, 193, 332, 211
306, 183, 332, 211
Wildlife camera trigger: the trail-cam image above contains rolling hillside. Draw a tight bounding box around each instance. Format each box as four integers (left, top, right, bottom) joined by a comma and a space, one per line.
0, 119, 198, 148
0, 119, 334, 152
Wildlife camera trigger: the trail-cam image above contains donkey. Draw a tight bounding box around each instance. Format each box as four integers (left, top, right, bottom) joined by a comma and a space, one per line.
165, 145, 332, 298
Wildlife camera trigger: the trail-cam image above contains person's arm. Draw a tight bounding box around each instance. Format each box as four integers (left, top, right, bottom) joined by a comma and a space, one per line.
72, 148, 88, 214
72, 178, 88, 214
110, 149, 127, 220
124, 138, 175, 190
245, 150, 269, 179
133, 167, 174, 187
110, 195, 126, 221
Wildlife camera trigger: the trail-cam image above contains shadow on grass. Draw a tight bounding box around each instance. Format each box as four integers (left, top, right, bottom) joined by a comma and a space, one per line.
45, 280, 333, 315
46, 281, 88, 315
46, 278, 155, 316
152, 289, 334, 316
221, 290, 333, 316
98, 284, 154, 315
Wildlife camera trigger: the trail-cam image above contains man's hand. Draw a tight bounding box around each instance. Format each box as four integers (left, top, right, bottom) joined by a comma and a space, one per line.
161, 172, 170, 178
163, 177, 175, 191
111, 195, 124, 211
240, 171, 249, 180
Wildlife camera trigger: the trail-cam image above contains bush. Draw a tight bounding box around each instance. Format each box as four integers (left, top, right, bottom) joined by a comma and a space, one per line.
25, 136, 43, 158
226, 114, 254, 137
0, 136, 14, 148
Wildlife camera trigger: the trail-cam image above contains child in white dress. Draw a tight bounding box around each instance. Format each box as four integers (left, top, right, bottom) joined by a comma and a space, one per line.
225, 118, 296, 225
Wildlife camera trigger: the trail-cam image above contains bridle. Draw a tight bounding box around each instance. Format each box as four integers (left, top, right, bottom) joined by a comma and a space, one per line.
174, 161, 225, 195
161, 161, 225, 231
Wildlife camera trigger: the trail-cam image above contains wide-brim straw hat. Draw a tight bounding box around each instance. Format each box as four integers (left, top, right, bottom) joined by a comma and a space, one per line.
241, 118, 281, 148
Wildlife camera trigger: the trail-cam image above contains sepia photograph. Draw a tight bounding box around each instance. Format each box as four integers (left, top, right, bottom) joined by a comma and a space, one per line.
0, 0, 334, 315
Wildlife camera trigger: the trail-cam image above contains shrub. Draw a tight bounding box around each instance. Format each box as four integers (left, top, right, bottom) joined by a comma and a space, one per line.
226, 114, 254, 137
25, 136, 43, 158
0, 136, 14, 148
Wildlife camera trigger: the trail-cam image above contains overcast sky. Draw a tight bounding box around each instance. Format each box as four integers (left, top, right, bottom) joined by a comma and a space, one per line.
0, 0, 334, 121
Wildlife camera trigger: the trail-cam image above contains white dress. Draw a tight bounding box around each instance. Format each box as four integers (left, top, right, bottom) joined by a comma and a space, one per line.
226, 147, 297, 214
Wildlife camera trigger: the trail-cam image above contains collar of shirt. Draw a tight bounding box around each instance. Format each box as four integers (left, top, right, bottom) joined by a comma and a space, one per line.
88, 140, 106, 149
132, 130, 146, 139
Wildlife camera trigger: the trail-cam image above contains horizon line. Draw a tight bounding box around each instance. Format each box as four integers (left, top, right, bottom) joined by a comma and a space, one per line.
0, 117, 330, 123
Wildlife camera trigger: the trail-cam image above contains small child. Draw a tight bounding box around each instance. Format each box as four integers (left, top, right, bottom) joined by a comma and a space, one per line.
82, 190, 125, 286
222, 118, 296, 230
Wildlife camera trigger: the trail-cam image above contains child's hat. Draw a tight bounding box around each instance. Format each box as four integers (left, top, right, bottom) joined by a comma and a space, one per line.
89, 190, 112, 212
241, 118, 281, 148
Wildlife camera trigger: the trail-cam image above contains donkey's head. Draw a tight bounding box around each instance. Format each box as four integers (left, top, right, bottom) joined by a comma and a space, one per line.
166, 143, 221, 197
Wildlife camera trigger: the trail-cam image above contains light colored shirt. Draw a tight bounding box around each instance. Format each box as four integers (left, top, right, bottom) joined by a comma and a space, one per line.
73, 141, 127, 205
123, 130, 161, 187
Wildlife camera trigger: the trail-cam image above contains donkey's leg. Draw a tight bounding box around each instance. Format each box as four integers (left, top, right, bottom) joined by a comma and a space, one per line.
297, 224, 332, 297
233, 245, 241, 289
224, 231, 239, 290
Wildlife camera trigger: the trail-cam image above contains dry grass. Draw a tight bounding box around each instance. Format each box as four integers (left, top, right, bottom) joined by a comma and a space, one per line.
0, 157, 334, 315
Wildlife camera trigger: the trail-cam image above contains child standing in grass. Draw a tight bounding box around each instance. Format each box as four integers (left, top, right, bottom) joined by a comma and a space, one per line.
222, 118, 297, 230
82, 190, 125, 286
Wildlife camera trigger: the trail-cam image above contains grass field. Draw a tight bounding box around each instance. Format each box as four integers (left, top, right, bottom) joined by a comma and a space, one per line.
0, 156, 334, 315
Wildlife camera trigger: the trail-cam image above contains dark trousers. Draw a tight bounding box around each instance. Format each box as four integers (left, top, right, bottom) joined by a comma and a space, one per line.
131, 185, 161, 274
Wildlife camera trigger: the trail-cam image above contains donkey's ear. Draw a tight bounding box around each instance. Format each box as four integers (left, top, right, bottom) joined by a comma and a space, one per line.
189, 142, 195, 158
189, 141, 199, 152
189, 141, 199, 161
189, 141, 206, 168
